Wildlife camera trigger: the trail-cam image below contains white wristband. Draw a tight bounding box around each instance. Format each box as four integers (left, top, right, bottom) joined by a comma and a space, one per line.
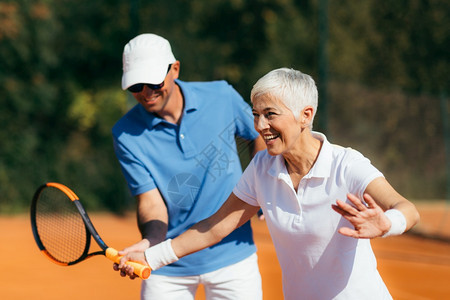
382, 209, 407, 238
144, 239, 179, 271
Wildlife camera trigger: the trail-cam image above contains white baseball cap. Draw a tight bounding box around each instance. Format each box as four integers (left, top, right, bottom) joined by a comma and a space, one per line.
121, 33, 176, 90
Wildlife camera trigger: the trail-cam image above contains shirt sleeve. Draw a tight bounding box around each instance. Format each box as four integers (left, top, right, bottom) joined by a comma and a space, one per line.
343, 149, 384, 201
227, 83, 259, 141
113, 135, 157, 196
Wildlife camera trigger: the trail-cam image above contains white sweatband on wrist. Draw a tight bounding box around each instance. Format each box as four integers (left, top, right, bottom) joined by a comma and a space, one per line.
382, 209, 407, 238
144, 239, 179, 271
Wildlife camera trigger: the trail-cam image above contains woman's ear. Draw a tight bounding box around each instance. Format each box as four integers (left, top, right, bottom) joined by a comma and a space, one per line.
301, 106, 314, 127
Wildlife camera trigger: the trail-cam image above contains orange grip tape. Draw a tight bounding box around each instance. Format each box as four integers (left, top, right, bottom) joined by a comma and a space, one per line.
105, 248, 151, 279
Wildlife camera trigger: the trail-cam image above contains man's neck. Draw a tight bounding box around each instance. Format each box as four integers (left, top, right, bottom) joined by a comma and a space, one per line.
156, 84, 184, 125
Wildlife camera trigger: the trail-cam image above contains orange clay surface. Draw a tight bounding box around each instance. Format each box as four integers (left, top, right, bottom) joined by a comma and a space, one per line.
1, 201, 449, 300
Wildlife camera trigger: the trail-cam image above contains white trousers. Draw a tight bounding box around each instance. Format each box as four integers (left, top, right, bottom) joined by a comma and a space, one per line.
141, 253, 262, 300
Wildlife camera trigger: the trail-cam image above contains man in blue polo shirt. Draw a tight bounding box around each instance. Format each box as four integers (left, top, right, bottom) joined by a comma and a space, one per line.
112, 33, 265, 299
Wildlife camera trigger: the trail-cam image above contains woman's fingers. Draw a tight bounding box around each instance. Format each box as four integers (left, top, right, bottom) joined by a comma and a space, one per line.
346, 193, 368, 211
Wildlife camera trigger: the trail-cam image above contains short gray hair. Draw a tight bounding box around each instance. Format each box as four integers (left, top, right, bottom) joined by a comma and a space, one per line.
250, 68, 318, 128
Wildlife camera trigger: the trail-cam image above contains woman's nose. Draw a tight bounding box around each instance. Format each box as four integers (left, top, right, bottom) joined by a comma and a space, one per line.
256, 116, 269, 130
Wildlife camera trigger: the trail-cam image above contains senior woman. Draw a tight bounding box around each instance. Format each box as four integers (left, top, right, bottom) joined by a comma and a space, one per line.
116, 68, 420, 300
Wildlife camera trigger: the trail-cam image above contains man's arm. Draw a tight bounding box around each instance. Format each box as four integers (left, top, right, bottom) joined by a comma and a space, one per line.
251, 135, 266, 157
249, 135, 266, 220
136, 189, 169, 247
114, 189, 168, 277
117, 189, 168, 254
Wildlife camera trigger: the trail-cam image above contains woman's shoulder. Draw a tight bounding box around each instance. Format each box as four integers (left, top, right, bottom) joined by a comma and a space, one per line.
253, 149, 273, 163
330, 143, 366, 161
249, 150, 283, 174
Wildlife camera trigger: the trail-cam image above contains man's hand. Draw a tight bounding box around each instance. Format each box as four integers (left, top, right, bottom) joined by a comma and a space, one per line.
257, 209, 265, 221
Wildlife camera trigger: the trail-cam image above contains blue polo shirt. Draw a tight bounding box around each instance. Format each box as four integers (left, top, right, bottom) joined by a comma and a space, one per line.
112, 79, 259, 276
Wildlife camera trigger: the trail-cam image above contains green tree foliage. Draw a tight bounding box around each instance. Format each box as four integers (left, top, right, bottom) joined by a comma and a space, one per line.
326, 0, 449, 197
0, 0, 448, 213
0, 0, 130, 212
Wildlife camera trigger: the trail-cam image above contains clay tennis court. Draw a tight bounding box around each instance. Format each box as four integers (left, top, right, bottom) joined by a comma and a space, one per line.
1, 201, 449, 300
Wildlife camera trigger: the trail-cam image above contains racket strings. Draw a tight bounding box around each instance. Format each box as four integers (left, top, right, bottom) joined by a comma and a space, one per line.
35, 187, 89, 264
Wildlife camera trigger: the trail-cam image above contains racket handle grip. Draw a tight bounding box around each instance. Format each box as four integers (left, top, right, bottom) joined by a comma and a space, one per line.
106, 247, 151, 279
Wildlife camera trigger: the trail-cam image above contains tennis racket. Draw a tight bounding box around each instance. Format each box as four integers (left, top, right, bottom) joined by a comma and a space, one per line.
30, 182, 151, 279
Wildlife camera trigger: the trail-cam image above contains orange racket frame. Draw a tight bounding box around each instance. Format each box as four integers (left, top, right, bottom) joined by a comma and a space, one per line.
31, 182, 151, 279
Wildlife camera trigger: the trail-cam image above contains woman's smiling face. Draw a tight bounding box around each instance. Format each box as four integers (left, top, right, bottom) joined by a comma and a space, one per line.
252, 94, 303, 156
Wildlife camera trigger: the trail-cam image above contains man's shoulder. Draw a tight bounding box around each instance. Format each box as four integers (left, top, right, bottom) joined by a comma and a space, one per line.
112, 104, 145, 137
178, 79, 232, 94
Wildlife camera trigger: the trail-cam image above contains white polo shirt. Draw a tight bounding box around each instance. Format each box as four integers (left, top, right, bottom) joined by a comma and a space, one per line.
233, 132, 392, 300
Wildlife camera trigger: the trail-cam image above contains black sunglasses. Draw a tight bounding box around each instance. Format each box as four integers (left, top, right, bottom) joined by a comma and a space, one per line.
128, 82, 164, 93
128, 64, 172, 93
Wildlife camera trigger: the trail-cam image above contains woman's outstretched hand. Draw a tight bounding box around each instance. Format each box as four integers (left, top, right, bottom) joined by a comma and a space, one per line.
332, 193, 391, 239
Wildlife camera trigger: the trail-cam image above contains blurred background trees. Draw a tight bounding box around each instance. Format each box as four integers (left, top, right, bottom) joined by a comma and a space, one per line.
0, 0, 448, 213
